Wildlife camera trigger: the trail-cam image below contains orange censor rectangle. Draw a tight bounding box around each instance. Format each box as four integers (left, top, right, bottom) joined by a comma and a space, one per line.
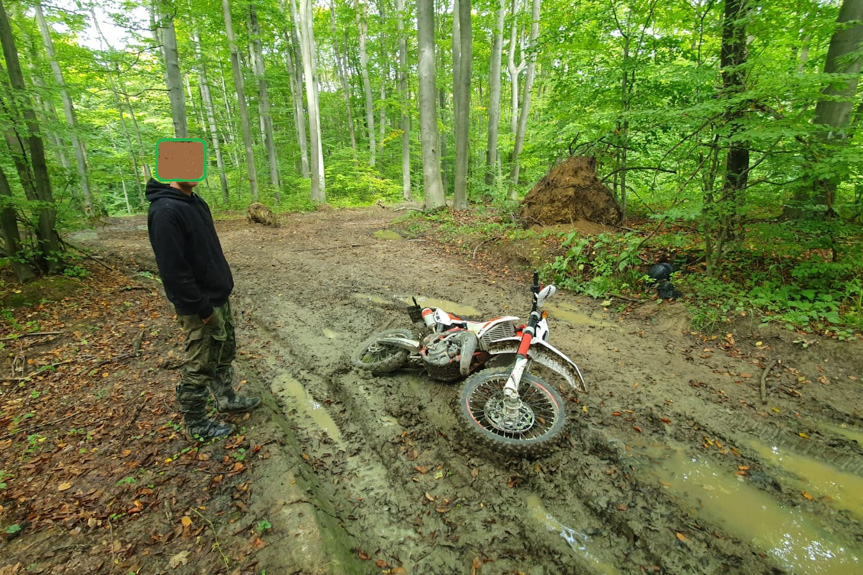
155, 138, 207, 182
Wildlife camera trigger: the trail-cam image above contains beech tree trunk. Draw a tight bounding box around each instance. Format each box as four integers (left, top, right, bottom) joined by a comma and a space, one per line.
279, 3, 310, 178
485, 0, 506, 187
154, 0, 188, 138
507, 0, 526, 135
417, 0, 445, 208
790, 0, 863, 216
330, 0, 358, 162
250, 3, 281, 200
0, 0, 61, 274
396, 0, 411, 199
296, 0, 325, 201
356, 0, 376, 166
0, 163, 33, 282
508, 0, 539, 200
35, 0, 93, 213
223, 0, 260, 200
453, 0, 472, 210
193, 29, 230, 203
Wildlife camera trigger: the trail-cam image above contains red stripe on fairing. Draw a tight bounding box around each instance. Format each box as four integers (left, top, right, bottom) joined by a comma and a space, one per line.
517, 333, 533, 356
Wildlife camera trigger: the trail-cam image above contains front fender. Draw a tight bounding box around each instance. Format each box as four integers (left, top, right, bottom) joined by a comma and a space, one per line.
487, 337, 587, 394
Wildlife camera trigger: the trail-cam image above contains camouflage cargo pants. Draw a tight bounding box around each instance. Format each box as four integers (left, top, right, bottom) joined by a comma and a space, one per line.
177, 298, 236, 391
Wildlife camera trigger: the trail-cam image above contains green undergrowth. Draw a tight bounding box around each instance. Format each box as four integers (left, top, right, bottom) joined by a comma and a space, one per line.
396, 207, 863, 340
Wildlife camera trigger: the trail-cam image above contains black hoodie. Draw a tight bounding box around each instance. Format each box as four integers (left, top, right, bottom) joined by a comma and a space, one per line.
146, 179, 233, 319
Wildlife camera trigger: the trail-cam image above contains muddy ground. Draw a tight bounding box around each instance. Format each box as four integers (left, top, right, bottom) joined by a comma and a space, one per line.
11, 206, 863, 574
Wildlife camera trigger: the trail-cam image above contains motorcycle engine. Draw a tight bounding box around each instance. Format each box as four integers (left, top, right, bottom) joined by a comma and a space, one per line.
422, 330, 470, 381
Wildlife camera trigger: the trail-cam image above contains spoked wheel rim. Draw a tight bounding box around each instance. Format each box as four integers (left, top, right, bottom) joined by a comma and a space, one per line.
465, 373, 561, 442
357, 341, 400, 365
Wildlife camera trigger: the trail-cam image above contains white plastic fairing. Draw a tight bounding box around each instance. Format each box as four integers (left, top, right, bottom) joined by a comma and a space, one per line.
432, 308, 453, 326
535, 285, 557, 308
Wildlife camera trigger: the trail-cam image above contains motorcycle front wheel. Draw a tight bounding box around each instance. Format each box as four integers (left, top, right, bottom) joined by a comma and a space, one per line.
350, 328, 413, 375
458, 367, 566, 456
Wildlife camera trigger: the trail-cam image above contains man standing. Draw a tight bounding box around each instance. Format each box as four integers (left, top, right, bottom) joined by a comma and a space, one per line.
146, 177, 260, 440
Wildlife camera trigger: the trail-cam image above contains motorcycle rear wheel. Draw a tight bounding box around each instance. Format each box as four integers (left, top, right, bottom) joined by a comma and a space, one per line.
350, 328, 412, 375
459, 367, 566, 456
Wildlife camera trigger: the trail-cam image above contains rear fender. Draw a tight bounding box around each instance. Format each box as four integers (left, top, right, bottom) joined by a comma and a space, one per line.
487, 337, 587, 394
377, 336, 421, 354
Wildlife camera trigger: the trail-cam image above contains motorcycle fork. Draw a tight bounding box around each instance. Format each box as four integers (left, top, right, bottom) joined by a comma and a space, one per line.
502, 354, 531, 423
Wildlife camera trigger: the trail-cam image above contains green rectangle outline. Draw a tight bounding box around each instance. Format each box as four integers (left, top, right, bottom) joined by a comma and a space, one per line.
155, 138, 208, 182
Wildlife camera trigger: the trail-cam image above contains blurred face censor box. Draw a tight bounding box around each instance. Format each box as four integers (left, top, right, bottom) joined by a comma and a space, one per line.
156, 138, 208, 182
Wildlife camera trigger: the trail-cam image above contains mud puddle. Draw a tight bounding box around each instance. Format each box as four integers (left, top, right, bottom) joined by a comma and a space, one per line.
272, 372, 343, 442
546, 301, 622, 330
630, 443, 863, 574
745, 440, 863, 520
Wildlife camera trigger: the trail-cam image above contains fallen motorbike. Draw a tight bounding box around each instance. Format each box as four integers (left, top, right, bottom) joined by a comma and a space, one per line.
350, 273, 587, 455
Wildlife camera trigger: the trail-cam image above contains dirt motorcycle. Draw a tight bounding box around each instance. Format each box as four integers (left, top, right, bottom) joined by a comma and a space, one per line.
350, 273, 587, 455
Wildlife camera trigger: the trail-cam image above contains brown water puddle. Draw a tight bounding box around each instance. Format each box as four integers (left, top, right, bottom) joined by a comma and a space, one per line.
816, 421, 863, 446
545, 302, 622, 331
397, 296, 480, 317
524, 494, 619, 575
632, 445, 862, 574
272, 373, 342, 442
745, 440, 863, 520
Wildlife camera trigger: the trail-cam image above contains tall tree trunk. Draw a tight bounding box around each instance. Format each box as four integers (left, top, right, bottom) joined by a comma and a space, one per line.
35, 0, 93, 213
0, 0, 61, 274
485, 0, 505, 187
0, 163, 34, 282
193, 29, 230, 203
356, 0, 376, 166
24, 41, 70, 174
216, 60, 243, 171
508, 0, 539, 200
296, 0, 325, 201
330, 0, 358, 163
282, 0, 310, 178
154, 0, 188, 138
250, 2, 281, 200
223, 0, 260, 200
719, 0, 750, 239
507, 0, 526, 135
790, 0, 863, 217
453, 0, 472, 210
417, 0, 445, 208
396, 0, 411, 199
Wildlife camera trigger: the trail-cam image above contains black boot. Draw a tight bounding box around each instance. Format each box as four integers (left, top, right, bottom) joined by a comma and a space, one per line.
210, 367, 261, 413
176, 384, 234, 440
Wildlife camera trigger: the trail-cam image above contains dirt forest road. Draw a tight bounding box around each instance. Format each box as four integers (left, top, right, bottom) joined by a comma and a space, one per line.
83, 207, 863, 575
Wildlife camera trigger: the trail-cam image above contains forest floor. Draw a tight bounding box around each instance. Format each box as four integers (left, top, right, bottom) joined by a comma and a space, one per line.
1, 205, 862, 575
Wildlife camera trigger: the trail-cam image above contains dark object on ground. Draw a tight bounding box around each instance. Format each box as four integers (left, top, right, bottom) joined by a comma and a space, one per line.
648, 262, 680, 299
657, 280, 682, 300
648, 262, 674, 282
248, 202, 280, 227
519, 156, 622, 226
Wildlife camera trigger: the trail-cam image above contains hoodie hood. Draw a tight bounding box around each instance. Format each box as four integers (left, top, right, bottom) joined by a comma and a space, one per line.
146, 178, 192, 203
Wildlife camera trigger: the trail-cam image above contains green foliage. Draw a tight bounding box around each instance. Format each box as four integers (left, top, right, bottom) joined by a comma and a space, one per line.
549, 231, 645, 297
324, 148, 403, 207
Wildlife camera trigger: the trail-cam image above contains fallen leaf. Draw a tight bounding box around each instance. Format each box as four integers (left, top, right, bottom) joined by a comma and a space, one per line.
424, 492, 434, 502
168, 551, 190, 569
376, 559, 389, 568
633, 426, 642, 433
250, 536, 265, 550
660, 418, 671, 424
799, 432, 809, 439
414, 466, 429, 474
802, 491, 813, 501
181, 516, 192, 527
738, 465, 749, 471
57, 482, 72, 492
676, 532, 689, 542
